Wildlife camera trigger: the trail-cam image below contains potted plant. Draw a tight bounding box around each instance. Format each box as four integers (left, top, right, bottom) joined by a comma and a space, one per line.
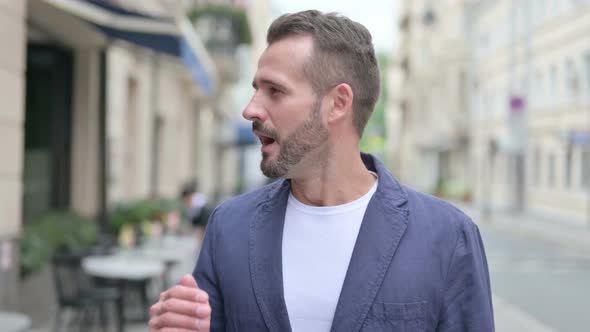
189, 4, 252, 47
110, 198, 182, 245
20, 210, 98, 277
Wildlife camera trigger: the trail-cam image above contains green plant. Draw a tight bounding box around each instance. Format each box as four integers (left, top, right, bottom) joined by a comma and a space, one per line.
189, 4, 252, 45
20, 225, 51, 277
110, 200, 156, 234
109, 198, 182, 234
152, 198, 182, 217
20, 210, 98, 277
433, 176, 448, 198
444, 180, 472, 202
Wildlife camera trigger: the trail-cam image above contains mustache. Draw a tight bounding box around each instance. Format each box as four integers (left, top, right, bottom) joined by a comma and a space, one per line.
252, 121, 279, 141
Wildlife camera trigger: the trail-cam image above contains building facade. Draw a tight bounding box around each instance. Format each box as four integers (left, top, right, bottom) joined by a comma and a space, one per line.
389, 0, 590, 222
388, 0, 471, 198
469, 0, 590, 222
0, 0, 245, 310
0, 0, 27, 310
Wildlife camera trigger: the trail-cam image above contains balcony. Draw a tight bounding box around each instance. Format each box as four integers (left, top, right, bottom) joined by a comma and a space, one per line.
189, 4, 252, 84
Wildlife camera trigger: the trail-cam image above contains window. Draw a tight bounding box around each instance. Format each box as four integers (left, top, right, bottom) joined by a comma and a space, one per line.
548, 154, 555, 187
582, 150, 590, 190
491, 91, 499, 117
530, 0, 538, 27
565, 58, 578, 100
518, 75, 531, 102
496, 91, 504, 117
562, 0, 575, 14
565, 146, 572, 188
506, 155, 513, 185
534, 70, 543, 108
482, 93, 494, 119
538, 0, 547, 24
585, 52, 590, 100
549, 64, 558, 104
534, 147, 542, 186
558, 0, 568, 16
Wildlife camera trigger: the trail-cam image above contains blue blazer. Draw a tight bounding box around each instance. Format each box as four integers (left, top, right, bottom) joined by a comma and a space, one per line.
194, 154, 494, 331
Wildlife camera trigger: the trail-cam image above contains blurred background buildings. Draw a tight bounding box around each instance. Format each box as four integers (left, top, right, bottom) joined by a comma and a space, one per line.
0, 0, 589, 331
0, 0, 270, 324
387, 0, 590, 222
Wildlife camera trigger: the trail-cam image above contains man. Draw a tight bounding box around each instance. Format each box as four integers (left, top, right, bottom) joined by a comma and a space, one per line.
180, 180, 210, 241
150, 10, 494, 332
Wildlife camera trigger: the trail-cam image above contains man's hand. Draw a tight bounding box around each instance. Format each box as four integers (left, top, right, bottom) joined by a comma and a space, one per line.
149, 274, 211, 331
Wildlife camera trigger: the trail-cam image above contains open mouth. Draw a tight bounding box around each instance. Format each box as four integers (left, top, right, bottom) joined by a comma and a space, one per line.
255, 132, 277, 146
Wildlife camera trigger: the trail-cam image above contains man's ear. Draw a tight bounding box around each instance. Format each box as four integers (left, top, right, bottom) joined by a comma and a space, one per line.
327, 83, 353, 124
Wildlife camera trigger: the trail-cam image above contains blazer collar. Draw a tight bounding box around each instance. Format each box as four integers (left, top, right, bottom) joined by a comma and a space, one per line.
249, 153, 409, 332
330, 153, 409, 332
249, 179, 292, 332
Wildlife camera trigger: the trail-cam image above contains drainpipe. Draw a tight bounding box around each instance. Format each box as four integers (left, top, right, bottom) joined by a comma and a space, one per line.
150, 54, 161, 198
98, 49, 108, 233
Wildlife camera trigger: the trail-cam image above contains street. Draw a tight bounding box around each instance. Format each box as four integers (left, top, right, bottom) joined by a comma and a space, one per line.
480, 223, 590, 332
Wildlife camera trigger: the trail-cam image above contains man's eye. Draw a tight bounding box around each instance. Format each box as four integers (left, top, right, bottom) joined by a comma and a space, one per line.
269, 87, 281, 95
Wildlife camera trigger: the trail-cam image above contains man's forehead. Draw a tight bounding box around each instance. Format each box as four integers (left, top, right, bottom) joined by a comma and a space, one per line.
255, 35, 314, 85
262, 34, 314, 58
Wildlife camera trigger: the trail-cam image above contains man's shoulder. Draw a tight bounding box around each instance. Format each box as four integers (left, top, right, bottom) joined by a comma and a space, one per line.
402, 185, 476, 233
223, 179, 283, 207
208, 179, 284, 225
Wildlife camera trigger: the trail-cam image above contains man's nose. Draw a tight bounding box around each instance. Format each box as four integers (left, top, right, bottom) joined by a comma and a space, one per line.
242, 95, 266, 122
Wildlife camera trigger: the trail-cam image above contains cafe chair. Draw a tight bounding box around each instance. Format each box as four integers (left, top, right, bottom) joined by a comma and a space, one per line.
51, 253, 124, 332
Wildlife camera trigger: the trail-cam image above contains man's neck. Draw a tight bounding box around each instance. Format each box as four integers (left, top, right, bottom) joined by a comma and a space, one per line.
289, 153, 376, 207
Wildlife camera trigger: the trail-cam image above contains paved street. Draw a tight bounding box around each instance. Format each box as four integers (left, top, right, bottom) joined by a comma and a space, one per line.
480, 223, 590, 332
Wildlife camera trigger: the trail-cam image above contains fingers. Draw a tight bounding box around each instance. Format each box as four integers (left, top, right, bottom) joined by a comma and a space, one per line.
149, 312, 210, 331
179, 274, 199, 288
150, 278, 211, 332
150, 282, 212, 332
158, 284, 209, 303
150, 298, 211, 318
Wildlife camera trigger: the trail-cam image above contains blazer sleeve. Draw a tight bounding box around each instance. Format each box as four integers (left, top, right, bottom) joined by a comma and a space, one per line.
193, 207, 226, 332
436, 219, 495, 332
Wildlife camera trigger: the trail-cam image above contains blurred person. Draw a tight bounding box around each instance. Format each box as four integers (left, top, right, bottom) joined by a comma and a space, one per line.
181, 180, 209, 241
150, 10, 494, 332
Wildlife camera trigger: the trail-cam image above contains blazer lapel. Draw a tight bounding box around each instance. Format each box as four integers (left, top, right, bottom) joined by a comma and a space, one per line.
330, 155, 410, 332
249, 180, 293, 332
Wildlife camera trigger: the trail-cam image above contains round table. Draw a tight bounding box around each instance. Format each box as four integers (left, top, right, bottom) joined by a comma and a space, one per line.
82, 254, 166, 323
135, 235, 198, 263
134, 235, 199, 287
82, 255, 165, 280
0, 311, 31, 332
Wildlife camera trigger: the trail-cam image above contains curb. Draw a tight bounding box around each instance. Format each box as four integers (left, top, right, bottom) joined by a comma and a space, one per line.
452, 202, 590, 255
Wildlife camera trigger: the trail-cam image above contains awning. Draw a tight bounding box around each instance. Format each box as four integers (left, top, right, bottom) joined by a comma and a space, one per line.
236, 124, 259, 146
42, 0, 217, 96
217, 122, 258, 147
561, 130, 590, 146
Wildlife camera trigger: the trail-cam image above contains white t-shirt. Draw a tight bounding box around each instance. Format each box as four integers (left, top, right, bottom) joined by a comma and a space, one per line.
282, 176, 378, 332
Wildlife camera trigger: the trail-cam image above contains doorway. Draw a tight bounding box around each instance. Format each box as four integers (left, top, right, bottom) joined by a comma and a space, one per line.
22, 44, 73, 223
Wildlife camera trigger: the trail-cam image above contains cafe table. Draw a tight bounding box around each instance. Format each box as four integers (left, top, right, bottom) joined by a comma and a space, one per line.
0, 311, 31, 332
82, 253, 165, 323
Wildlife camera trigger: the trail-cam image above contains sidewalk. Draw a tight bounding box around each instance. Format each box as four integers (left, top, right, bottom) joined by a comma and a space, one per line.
453, 201, 589, 332
26, 237, 202, 332
453, 201, 590, 255
492, 295, 558, 332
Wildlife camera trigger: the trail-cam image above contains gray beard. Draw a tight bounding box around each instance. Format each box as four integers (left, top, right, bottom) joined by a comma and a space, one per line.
260, 104, 328, 178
